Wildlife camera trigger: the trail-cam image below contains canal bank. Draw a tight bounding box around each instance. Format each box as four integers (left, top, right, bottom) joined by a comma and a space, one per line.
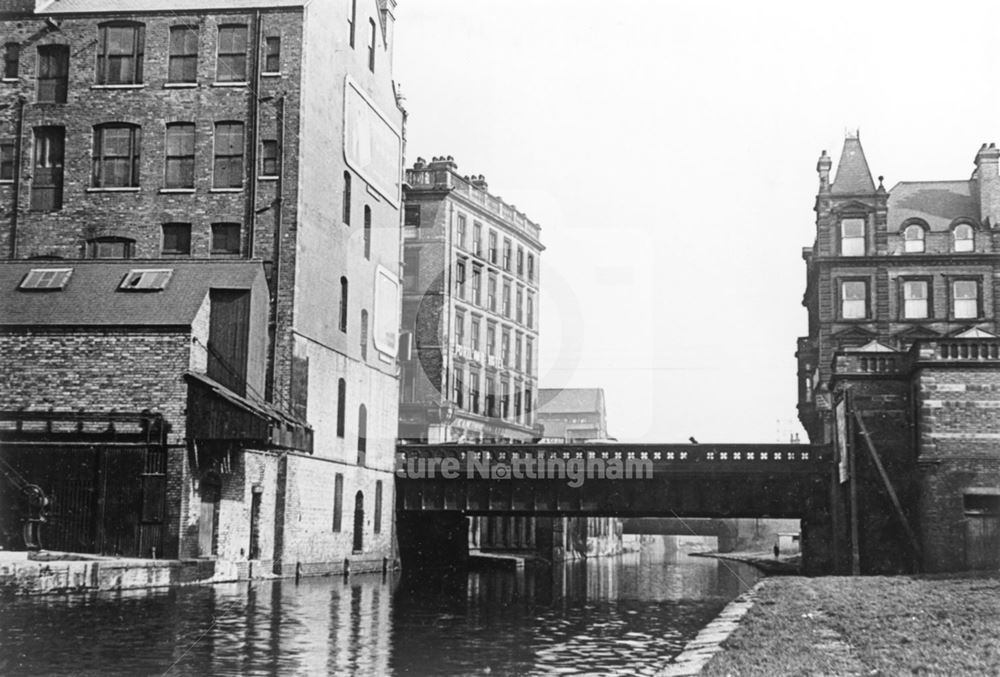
692, 573, 1000, 675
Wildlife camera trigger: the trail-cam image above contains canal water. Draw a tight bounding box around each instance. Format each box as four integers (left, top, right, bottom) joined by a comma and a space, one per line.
0, 542, 759, 676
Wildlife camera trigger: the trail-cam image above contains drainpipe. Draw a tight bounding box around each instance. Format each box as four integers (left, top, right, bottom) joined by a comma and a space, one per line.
266, 94, 285, 404
9, 95, 25, 259
245, 10, 263, 259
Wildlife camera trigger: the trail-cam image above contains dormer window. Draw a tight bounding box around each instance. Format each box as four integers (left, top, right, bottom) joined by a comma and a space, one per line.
840, 218, 865, 256
903, 224, 925, 253
953, 223, 974, 252
119, 268, 172, 291
19, 268, 72, 290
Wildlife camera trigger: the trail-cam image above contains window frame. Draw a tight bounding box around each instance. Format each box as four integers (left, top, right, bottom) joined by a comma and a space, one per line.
212, 121, 245, 189
367, 18, 376, 72
210, 222, 241, 256
36, 44, 69, 103
839, 217, 866, 256
164, 121, 195, 189
260, 139, 278, 177
3, 42, 18, 80
902, 222, 926, 254
900, 277, 931, 320
167, 25, 198, 84
216, 24, 249, 83
950, 277, 982, 320
953, 222, 975, 253
339, 276, 349, 332
161, 222, 192, 256
0, 140, 14, 182
92, 122, 141, 188
839, 278, 869, 320
87, 236, 135, 260
96, 22, 145, 86
263, 36, 281, 74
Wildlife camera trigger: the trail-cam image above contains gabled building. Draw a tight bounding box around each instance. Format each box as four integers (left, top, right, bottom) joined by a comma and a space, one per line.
0, 0, 404, 577
536, 388, 608, 443
798, 132, 1000, 573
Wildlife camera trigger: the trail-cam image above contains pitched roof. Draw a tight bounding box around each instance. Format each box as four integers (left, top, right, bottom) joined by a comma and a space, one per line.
887, 180, 978, 232
35, 0, 305, 13
831, 135, 876, 194
0, 260, 263, 327
536, 388, 605, 415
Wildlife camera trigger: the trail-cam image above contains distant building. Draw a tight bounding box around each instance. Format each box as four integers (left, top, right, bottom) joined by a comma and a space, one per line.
0, 0, 404, 577
536, 388, 608, 442
798, 132, 1000, 573
398, 157, 543, 443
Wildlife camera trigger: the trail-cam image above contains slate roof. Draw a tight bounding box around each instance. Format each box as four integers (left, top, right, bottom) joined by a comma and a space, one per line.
0, 260, 263, 326
831, 135, 876, 194
536, 388, 605, 415
886, 180, 979, 232
35, 0, 305, 13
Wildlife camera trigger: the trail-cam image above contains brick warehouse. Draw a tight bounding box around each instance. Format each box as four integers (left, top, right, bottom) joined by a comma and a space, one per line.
0, 0, 404, 578
798, 132, 1000, 573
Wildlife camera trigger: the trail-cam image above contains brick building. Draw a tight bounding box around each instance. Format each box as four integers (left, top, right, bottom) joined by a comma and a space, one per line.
798, 132, 1000, 572
398, 156, 543, 443
0, 0, 404, 577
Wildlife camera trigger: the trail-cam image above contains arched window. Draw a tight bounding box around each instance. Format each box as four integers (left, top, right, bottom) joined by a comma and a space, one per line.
954, 223, 974, 252
96, 22, 145, 85
360, 309, 368, 360
357, 404, 367, 465
339, 276, 348, 332
363, 205, 371, 259
342, 171, 352, 225
336, 378, 346, 438
903, 224, 925, 253
353, 490, 364, 552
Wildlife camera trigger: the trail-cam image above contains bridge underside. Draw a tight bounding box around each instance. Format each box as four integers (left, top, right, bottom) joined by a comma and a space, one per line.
621, 517, 734, 537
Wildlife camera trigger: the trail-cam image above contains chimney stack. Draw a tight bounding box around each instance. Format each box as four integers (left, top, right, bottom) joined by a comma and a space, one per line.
975, 142, 1000, 227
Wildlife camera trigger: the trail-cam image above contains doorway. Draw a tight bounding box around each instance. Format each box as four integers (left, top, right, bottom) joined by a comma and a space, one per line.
353, 491, 364, 553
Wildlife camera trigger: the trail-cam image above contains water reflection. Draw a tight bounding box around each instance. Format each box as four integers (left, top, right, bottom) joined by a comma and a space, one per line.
0, 543, 758, 676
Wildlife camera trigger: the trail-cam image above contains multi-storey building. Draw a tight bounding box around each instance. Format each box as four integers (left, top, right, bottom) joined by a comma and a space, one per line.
537, 388, 609, 443
797, 132, 1000, 573
398, 156, 543, 443
0, 0, 404, 578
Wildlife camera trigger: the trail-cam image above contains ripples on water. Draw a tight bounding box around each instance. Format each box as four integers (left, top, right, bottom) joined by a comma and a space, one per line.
0, 544, 759, 676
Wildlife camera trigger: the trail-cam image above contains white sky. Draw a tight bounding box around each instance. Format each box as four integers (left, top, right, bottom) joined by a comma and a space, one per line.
393, 1, 1000, 443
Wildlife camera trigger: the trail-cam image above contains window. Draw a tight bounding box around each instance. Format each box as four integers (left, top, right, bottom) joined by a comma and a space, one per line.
336, 378, 346, 437
527, 293, 535, 328
360, 309, 369, 359
31, 126, 63, 211
488, 231, 497, 264
486, 323, 496, 357
333, 473, 344, 531
339, 276, 349, 332
168, 26, 198, 83
525, 339, 534, 374
263, 36, 280, 73
841, 280, 868, 319
92, 123, 141, 188
486, 377, 496, 417
404, 204, 420, 229
212, 122, 244, 188
472, 267, 482, 305
260, 139, 278, 177
88, 236, 134, 259
503, 239, 512, 271
457, 214, 467, 249
473, 222, 482, 256
903, 224, 925, 253
363, 205, 372, 259
902, 280, 929, 320
516, 289, 523, 324
161, 223, 191, 255
343, 172, 353, 225
452, 368, 464, 408
954, 224, 974, 252
97, 22, 144, 85
3, 43, 17, 79
471, 316, 481, 351
502, 329, 510, 366
952, 279, 980, 319
517, 246, 524, 277
487, 274, 497, 311
0, 142, 13, 182
403, 247, 419, 289
348, 0, 357, 48
515, 387, 522, 419
211, 222, 241, 255
525, 388, 533, 422
502, 281, 511, 317
165, 122, 195, 188
119, 268, 172, 291
470, 372, 480, 414
357, 404, 367, 465
527, 253, 535, 282
36, 45, 68, 103
515, 334, 522, 370
455, 310, 465, 346
19, 268, 72, 290
216, 25, 248, 82
501, 381, 510, 419
455, 260, 466, 299
373, 480, 382, 534
840, 218, 865, 256
367, 19, 376, 72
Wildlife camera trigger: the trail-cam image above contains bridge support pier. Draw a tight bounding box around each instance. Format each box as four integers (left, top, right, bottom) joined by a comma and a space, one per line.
800, 508, 835, 575
396, 512, 469, 570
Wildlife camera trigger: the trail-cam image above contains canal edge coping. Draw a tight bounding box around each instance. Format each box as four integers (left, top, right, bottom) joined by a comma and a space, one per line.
655, 579, 766, 676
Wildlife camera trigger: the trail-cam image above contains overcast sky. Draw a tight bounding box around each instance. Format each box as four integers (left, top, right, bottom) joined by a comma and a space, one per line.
393, 1, 1000, 443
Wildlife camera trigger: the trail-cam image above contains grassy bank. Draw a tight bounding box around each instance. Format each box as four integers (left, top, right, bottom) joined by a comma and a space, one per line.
701, 573, 1000, 675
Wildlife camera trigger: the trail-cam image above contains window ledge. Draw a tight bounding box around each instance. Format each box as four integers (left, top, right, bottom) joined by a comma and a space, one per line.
163, 82, 198, 89
91, 84, 146, 90
210, 187, 244, 193
159, 188, 195, 194
0, 179, 13, 185
261, 71, 282, 78
257, 175, 279, 181
211, 81, 249, 88
2, 78, 20, 83
86, 187, 140, 193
